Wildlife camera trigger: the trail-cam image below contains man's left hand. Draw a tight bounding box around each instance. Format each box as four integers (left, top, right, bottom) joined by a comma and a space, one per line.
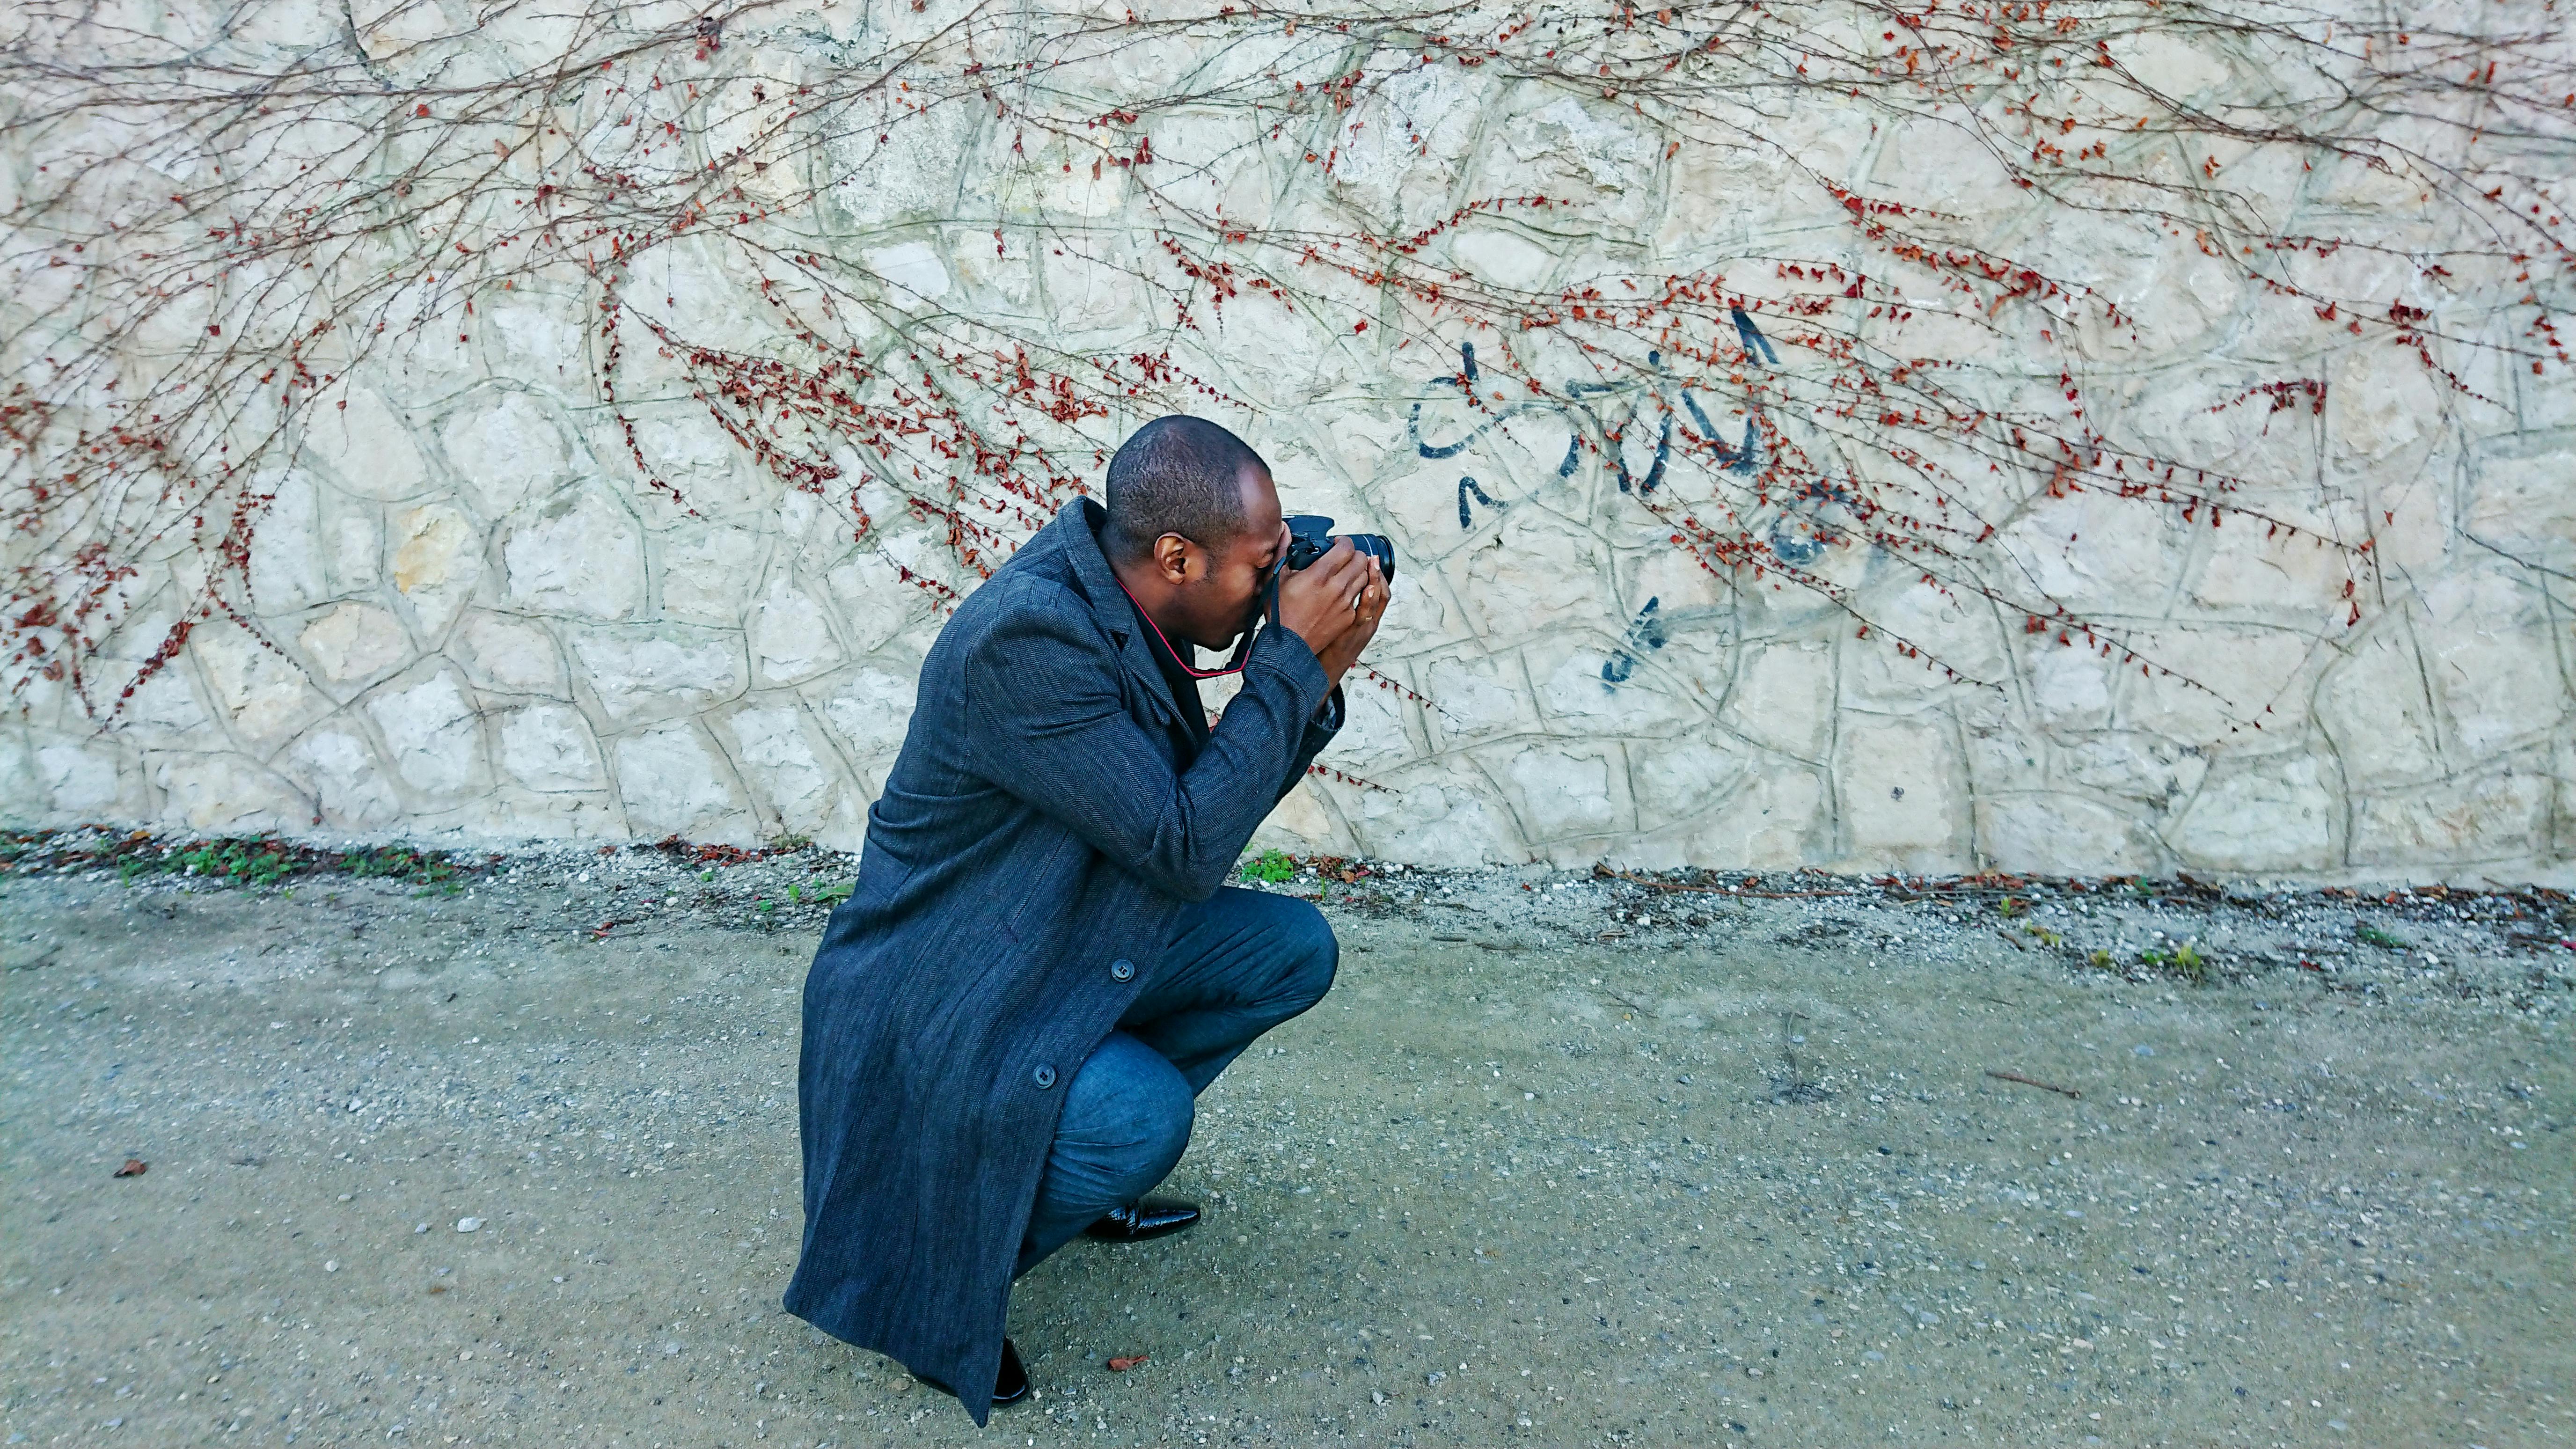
1309, 555, 1386, 688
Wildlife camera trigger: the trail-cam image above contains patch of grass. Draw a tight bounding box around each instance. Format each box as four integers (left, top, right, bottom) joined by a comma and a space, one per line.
2140, 943, 2210, 984
1997, 897, 2024, 918
170, 838, 299, 886
23, 833, 478, 893
2086, 949, 2115, 970
346, 847, 456, 888
1239, 849, 1297, 884
2356, 922, 2406, 949
2174, 943, 2208, 984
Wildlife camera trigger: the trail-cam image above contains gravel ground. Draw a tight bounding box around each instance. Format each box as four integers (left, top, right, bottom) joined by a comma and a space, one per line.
3, 833, 2572, 1448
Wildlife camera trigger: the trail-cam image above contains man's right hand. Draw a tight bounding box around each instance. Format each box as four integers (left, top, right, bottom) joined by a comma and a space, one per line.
1274, 537, 1384, 688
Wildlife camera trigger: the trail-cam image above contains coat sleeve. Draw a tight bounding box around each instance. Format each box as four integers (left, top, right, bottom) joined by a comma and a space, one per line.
1277, 687, 1344, 805
959, 588, 1332, 902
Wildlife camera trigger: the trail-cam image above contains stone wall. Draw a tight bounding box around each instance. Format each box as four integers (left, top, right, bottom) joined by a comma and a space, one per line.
4, 0, 2570, 884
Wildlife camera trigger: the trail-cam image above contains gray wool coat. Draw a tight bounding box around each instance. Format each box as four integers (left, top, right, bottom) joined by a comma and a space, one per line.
783, 498, 1341, 1424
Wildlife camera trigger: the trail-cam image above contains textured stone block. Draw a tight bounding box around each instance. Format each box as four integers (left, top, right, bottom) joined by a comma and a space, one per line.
1251, 776, 1343, 856
366, 673, 484, 796
1834, 717, 1967, 869
504, 491, 644, 620
818, 666, 920, 764
1978, 794, 2153, 876
2352, 768, 2551, 867
2315, 628, 2443, 786
666, 527, 768, 624
2026, 644, 2115, 731
304, 388, 429, 500
498, 705, 607, 792
612, 725, 754, 843
2420, 568, 2568, 759
724, 705, 850, 840
391, 504, 481, 639
2170, 752, 2337, 872
1494, 742, 1626, 844
1686, 767, 1826, 869
1347, 780, 1510, 868
300, 603, 410, 686
37, 743, 121, 814
441, 389, 580, 515
1629, 737, 1754, 834
148, 752, 309, 833
246, 471, 329, 615
455, 613, 565, 695
2467, 444, 2576, 575
2062, 732, 2209, 813
195, 625, 333, 747
568, 625, 748, 725
291, 730, 402, 828
1720, 641, 1834, 760
748, 583, 847, 686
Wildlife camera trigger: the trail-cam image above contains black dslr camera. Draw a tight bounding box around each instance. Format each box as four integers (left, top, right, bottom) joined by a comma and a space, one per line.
1282, 515, 1397, 585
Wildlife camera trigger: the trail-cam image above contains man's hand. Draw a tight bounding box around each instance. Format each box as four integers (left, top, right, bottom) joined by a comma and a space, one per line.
1275, 537, 1386, 691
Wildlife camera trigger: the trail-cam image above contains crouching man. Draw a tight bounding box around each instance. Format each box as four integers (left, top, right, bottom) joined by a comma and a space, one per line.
783, 416, 1389, 1424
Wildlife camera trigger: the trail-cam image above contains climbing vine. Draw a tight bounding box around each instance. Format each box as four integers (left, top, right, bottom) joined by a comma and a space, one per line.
3, 0, 2566, 724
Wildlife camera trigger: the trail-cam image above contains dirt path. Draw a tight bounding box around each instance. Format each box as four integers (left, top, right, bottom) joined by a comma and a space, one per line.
4, 846, 2570, 1447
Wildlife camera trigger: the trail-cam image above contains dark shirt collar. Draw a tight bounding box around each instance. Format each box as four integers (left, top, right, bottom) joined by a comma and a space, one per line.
1130, 593, 1212, 754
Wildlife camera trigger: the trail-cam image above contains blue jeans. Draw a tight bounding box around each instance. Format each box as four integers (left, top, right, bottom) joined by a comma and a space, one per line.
1014, 887, 1336, 1277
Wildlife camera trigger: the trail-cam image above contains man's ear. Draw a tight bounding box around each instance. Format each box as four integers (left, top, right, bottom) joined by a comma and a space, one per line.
1152, 532, 1193, 585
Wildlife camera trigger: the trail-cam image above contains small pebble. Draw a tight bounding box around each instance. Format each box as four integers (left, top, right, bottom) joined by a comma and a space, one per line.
456, 1216, 483, 1232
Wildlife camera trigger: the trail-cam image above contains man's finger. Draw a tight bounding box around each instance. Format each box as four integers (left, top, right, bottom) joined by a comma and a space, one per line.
1304, 558, 1369, 606
1343, 553, 1384, 601
1282, 540, 1361, 593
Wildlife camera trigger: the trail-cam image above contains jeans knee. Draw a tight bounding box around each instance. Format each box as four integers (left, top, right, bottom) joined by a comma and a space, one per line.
1117, 1064, 1194, 1193
1281, 901, 1338, 1008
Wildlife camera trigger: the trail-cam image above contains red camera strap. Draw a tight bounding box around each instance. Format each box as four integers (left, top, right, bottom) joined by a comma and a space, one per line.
1113, 578, 1263, 679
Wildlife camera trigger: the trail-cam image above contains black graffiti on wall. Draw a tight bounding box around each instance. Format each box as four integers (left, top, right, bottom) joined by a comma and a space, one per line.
1599, 596, 1668, 687
1457, 476, 1499, 527
1396, 306, 1865, 688
1407, 312, 1775, 501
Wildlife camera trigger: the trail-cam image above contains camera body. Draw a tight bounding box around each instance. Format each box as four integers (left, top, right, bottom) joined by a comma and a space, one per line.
1282, 514, 1397, 585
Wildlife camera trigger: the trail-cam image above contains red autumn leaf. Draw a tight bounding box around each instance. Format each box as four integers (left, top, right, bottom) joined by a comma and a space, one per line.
114, 1159, 147, 1177
1106, 1354, 1149, 1372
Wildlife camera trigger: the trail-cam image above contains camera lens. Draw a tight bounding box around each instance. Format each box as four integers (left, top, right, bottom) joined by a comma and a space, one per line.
1281, 515, 1396, 585
1347, 534, 1397, 585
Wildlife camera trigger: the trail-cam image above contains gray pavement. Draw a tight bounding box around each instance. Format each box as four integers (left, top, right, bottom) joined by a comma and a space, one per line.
3, 847, 2571, 1447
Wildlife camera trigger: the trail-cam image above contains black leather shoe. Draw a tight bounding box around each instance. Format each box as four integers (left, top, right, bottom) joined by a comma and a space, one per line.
914, 1338, 1030, 1409
1083, 1197, 1200, 1242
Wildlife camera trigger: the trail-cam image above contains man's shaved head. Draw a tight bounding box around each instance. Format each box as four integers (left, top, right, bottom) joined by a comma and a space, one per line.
1102, 415, 1269, 565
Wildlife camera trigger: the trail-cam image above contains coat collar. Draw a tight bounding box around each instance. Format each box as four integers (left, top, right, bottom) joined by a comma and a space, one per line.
1041, 498, 1186, 730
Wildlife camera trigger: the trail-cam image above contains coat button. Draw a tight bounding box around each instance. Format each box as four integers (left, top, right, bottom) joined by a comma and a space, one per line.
1110, 959, 1135, 983
1032, 1064, 1057, 1090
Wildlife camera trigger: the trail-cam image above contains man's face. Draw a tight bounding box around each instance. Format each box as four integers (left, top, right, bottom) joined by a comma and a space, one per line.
1169, 465, 1287, 651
